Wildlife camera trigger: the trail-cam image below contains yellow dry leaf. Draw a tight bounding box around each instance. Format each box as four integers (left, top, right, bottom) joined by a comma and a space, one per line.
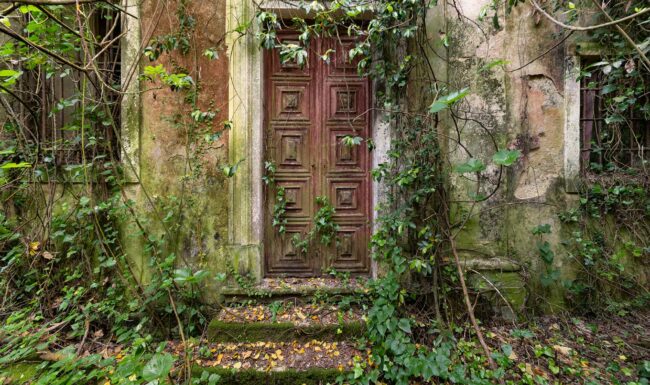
242, 351, 252, 359
233, 362, 242, 369
29, 241, 40, 256
215, 353, 224, 365
524, 363, 533, 375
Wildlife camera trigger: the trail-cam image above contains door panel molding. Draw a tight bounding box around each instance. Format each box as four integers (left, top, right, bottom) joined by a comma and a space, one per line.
263, 31, 372, 277
226, 0, 389, 280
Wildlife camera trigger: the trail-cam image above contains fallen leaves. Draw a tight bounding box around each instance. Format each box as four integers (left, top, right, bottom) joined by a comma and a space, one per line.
188, 339, 360, 371
215, 303, 363, 327
552, 344, 572, 356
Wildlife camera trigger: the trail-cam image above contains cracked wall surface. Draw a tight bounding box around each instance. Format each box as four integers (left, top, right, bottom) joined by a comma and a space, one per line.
441, 0, 581, 313
121, 0, 231, 302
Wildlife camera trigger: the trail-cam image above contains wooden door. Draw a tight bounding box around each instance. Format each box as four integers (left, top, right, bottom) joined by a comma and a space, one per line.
264, 31, 371, 277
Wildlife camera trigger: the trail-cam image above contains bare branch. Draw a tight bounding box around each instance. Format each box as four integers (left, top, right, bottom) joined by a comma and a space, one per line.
0, 0, 102, 5
529, 0, 650, 31
0, 24, 87, 72
589, 0, 650, 72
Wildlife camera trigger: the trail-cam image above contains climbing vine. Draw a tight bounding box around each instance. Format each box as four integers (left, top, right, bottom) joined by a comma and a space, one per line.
249, 0, 650, 384
0, 0, 647, 384
0, 0, 230, 383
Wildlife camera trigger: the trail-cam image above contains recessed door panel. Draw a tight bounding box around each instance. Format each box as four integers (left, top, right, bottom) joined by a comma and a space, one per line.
264, 31, 371, 276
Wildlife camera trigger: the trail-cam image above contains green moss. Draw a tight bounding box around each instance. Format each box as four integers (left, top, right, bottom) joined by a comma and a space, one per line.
207, 320, 365, 342
469, 271, 526, 319
0, 362, 40, 384
193, 366, 346, 385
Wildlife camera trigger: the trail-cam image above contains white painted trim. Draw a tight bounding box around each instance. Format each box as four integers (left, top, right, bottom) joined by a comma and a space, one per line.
226, 0, 265, 279
563, 55, 580, 193
120, 0, 142, 183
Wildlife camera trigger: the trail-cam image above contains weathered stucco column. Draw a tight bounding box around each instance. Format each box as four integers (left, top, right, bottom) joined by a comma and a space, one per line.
226, 0, 264, 280
121, 0, 141, 183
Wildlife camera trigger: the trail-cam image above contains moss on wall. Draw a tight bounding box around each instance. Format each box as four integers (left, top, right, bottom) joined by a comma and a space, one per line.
118, 0, 232, 303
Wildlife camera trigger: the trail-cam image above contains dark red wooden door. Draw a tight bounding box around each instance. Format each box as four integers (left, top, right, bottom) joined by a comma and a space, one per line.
264, 32, 371, 277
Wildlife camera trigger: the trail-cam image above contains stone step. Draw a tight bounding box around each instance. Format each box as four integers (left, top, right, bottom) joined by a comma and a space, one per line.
188, 339, 366, 385
192, 366, 347, 385
221, 277, 368, 304
208, 304, 365, 342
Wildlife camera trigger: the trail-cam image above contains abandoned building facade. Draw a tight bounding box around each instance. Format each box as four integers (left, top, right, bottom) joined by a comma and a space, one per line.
11, 0, 649, 314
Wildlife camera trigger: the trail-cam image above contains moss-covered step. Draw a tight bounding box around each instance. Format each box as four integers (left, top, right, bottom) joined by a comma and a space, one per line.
221, 277, 368, 303
189, 339, 363, 384
208, 319, 364, 342
208, 304, 365, 342
192, 366, 348, 385
0, 362, 40, 384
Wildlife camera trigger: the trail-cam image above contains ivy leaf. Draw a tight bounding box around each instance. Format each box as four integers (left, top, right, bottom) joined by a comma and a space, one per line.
531, 224, 551, 235
454, 158, 486, 174
0, 161, 31, 169
601, 84, 617, 94
541, 270, 560, 287
398, 318, 411, 334
605, 114, 625, 124
429, 88, 470, 114
479, 59, 509, 73
203, 47, 219, 60
537, 241, 554, 264
222, 159, 244, 178
174, 268, 209, 285
142, 353, 174, 382
492, 149, 521, 166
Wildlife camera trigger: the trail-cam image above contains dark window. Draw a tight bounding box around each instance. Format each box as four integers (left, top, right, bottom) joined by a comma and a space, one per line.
580, 62, 649, 174
23, 7, 121, 165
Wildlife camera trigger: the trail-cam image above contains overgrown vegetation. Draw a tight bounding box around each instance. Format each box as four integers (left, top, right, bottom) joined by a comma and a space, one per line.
0, 0, 647, 384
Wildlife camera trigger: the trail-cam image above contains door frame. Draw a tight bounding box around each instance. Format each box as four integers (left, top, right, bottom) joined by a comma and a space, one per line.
225, 0, 389, 280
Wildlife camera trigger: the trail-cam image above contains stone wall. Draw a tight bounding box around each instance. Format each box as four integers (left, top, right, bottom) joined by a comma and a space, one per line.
437, 1, 647, 315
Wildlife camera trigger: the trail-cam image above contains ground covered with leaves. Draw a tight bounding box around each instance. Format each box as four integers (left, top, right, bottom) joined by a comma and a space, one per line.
482, 312, 650, 385
2, 309, 649, 385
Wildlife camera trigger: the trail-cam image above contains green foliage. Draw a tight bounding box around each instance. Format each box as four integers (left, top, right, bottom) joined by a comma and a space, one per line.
492, 149, 521, 166
429, 88, 470, 113
531, 224, 559, 288
291, 196, 340, 254
0, 1, 647, 385
455, 158, 486, 174
0, 1, 228, 384
557, 180, 649, 313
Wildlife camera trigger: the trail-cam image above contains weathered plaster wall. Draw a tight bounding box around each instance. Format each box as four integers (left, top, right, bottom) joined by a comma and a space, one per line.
122, 0, 230, 301
436, 1, 650, 316
441, 1, 582, 314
